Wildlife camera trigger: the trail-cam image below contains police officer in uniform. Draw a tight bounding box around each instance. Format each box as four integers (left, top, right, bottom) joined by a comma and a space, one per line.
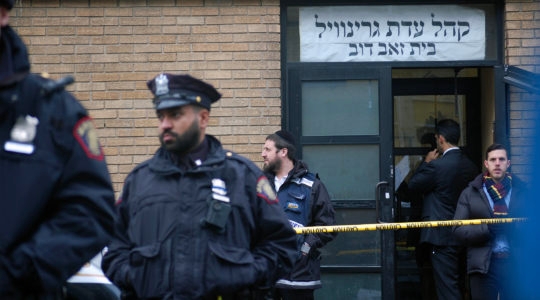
0, 0, 116, 298
102, 73, 298, 299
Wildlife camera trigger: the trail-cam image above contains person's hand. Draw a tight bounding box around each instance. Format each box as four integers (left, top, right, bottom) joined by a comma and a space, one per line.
424, 149, 439, 163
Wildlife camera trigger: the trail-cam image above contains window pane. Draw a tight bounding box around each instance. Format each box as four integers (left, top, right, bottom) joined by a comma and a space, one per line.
393, 94, 467, 147
321, 208, 381, 266
315, 273, 381, 299
302, 80, 379, 136
303, 145, 379, 201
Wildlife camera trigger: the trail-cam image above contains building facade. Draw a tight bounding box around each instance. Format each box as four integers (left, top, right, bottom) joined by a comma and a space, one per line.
10, 0, 539, 299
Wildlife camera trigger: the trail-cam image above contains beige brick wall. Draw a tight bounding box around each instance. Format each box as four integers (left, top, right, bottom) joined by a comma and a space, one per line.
10, 0, 281, 196
504, 1, 540, 179
505, 0, 540, 72
10, 1, 540, 191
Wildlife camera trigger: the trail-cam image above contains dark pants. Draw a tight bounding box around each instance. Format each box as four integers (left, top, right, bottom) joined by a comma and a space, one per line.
469, 255, 511, 300
274, 288, 314, 300
429, 245, 466, 300
416, 243, 438, 300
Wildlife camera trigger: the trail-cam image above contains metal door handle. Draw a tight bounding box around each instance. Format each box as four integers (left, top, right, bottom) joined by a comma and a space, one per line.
375, 181, 389, 223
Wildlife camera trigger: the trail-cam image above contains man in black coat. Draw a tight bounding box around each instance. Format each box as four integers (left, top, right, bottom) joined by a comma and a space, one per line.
102, 73, 297, 299
1, 1, 116, 297
408, 119, 478, 300
453, 143, 525, 300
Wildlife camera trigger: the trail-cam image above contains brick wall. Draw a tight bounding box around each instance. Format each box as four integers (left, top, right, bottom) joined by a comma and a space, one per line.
10, 1, 540, 192
10, 0, 281, 196
505, 0, 540, 179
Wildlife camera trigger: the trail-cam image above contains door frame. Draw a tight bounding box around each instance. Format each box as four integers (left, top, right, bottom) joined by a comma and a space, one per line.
285, 63, 395, 299
391, 72, 483, 299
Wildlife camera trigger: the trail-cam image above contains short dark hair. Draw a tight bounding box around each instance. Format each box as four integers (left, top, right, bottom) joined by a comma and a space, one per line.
485, 143, 507, 159
435, 119, 460, 145
266, 132, 296, 160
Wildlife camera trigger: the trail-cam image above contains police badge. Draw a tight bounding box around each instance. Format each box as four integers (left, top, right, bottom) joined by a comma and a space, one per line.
4, 115, 39, 155
154, 74, 169, 96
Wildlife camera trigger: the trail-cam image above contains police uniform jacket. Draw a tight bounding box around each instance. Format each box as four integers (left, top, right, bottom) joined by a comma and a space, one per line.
453, 174, 526, 275
265, 160, 337, 290
408, 148, 478, 246
102, 135, 297, 299
0, 25, 115, 297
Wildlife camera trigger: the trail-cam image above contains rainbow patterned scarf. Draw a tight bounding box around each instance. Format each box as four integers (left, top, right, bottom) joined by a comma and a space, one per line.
483, 171, 512, 216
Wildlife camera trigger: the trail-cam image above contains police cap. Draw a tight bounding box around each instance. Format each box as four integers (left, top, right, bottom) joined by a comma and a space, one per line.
147, 73, 221, 111
0, 0, 13, 9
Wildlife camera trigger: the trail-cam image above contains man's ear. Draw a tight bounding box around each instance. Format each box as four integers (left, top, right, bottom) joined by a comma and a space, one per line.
198, 109, 210, 129
0, 7, 10, 27
437, 134, 446, 145
280, 147, 288, 158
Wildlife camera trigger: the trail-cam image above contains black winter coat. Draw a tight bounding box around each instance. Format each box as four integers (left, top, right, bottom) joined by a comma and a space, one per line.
0, 26, 115, 298
265, 160, 337, 290
102, 136, 297, 299
453, 174, 527, 274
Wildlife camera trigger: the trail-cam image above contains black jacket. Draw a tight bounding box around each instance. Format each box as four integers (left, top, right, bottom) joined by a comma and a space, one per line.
265, 160, 337, 290
0, 26, 115, 298
408, 148, 478, 246
102, 136, 297, 299
453, 174, 526, 274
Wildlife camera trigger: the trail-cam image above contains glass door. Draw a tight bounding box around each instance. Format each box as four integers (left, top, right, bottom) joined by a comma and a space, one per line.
286, 65, 394, 299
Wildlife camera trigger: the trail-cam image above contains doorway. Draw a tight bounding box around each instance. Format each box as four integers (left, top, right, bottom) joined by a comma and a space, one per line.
284, 66, 484, 299
392, 68, 482, 299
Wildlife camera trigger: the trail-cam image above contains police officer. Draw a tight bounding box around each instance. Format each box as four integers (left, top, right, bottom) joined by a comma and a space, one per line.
102, 73, 298, 299
0, 0, 116, 298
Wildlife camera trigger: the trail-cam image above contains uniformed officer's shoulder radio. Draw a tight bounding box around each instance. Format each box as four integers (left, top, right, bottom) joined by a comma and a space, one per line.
38, 73, 75, 96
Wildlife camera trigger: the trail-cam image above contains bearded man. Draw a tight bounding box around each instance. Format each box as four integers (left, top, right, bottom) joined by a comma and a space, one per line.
261, 130, 337, 300
102, 74, 297, 300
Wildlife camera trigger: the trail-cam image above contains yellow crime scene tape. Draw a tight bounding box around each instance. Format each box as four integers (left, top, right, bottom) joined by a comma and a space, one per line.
295, 218, 526, 234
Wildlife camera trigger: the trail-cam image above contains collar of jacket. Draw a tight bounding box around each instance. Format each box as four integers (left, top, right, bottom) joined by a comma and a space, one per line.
149, 135, 226, 175
264, 159, 309, 187
288, 160, 309, 181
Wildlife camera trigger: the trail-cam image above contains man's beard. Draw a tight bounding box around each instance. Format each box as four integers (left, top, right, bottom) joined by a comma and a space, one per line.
263, 156, 282, 174
159, 120, 200, 155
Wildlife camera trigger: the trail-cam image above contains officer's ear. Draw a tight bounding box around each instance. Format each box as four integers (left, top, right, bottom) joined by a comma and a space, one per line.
198, 108, 210, 129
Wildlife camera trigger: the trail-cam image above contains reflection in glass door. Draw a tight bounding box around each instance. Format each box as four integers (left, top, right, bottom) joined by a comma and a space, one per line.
286, 66, 393, 299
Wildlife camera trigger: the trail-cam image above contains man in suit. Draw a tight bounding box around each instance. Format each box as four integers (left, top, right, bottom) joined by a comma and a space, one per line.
408, 119, 478, 300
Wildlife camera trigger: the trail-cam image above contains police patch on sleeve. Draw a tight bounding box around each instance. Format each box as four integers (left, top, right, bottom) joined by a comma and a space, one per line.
257, 176, 278, 204
73, 117, 104, 160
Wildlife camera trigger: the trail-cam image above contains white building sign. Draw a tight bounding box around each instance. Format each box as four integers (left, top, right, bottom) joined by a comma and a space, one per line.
300, 5, 486, 62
